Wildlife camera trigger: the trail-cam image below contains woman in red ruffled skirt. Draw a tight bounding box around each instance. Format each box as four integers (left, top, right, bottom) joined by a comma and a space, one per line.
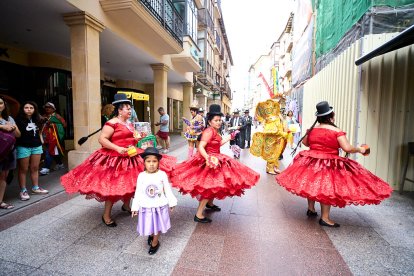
276, 101, 392, 227
171, 104, 260, 223
61, 94, 176, 227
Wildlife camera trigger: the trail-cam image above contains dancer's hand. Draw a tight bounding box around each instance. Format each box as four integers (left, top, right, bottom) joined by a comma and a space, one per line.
117, 146, 128, 155
360, 144, 370, 156
170, 207, 175, 212
131, 211, 138, 217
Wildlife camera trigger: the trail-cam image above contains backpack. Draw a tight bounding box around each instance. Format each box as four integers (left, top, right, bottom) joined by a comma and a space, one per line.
0, 130, 16, 162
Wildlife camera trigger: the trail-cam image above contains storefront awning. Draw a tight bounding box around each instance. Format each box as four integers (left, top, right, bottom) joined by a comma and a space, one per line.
117, 91, 149, 101
355, 24, 414, 66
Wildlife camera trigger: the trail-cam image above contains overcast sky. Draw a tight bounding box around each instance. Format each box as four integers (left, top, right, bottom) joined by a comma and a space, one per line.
220, 0, 294, 110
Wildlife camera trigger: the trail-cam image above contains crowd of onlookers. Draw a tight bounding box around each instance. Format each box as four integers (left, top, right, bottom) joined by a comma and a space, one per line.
0, 97, 66, 209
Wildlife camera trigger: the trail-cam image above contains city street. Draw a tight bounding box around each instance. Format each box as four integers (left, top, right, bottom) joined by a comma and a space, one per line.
1, 134, 414, 275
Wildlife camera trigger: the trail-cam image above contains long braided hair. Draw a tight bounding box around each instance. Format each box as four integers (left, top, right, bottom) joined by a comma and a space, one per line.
291, 111, 337, 156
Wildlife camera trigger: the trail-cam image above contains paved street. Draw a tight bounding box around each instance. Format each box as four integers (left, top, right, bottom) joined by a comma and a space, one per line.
1, 134, 414, 275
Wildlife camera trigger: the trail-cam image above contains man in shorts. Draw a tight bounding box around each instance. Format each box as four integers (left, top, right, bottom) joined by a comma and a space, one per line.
155, 107, 170, 153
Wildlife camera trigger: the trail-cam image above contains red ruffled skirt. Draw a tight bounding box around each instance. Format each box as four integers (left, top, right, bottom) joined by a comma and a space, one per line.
275, 151, 392, 207
170, 152, 260, 200
60, 148, 176, 202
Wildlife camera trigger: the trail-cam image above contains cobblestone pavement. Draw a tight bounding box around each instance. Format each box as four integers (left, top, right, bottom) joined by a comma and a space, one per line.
1, 134, 413, 275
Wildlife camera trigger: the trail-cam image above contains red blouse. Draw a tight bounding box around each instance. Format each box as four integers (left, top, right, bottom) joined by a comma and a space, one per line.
201, 127, 221, 154
307, 128, 346, 155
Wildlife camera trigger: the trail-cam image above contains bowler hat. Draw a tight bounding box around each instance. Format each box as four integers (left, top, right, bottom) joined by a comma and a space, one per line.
112, 93, 131, 105
139, 147, 162, 160
207, 104, 223, 117
233, 109, 240, 114
244, 109, 249, 113
315, 101, 333, 116
198, 107, 205, 112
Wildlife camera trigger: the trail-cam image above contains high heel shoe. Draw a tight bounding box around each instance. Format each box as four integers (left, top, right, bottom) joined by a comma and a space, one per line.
102, 216, 117, 227
319, 219, 340, 228
306, 209, 318, 217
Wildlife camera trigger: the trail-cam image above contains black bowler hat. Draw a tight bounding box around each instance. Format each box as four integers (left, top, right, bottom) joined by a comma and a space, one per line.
207, 104, 223, 117
244, 109, 249, 113
112, 93, 131, 105
139, 147, 163, 160
315, 101, 333, 116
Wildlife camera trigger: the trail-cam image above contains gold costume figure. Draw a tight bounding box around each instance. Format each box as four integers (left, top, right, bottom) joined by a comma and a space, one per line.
250, 99, 289, 174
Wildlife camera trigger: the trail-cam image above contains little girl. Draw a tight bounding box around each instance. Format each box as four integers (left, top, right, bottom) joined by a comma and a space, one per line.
131, 147, 177, 255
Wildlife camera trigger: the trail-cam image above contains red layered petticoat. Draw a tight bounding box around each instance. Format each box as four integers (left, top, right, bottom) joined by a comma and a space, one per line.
60, 148, 176, 203
170, 153, 260, 200
275, 151, 392, 208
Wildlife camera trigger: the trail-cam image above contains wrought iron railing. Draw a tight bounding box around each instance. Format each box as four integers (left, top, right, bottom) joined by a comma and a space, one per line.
139, 0, 183, 45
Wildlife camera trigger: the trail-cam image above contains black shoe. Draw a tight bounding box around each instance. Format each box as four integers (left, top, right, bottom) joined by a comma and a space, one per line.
102, 216, 117, 227
306, 209, 318, 217
194, 215, 212, 223
278, 155, 283, 160
206, 204, 221, 212
121, 205, 132, 214
148, 241, 160, 255
147, 235, 153, 246
319, 219, 340, 228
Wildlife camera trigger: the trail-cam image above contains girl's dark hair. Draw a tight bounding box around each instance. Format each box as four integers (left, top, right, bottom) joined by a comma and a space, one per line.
113, 103, 131, 117
18, 101, 42, 127
190, 107, 198, 112
206, 114, 221, 127
291, 111, 337, 156
0, 95, 10, 120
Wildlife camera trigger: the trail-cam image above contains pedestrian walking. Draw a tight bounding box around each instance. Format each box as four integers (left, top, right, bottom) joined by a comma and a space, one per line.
155, 107, 170, 154
131, 147, 177, 255
0, 96, 20, 209
242, 109, 253, 148
276, 101, 392, 227
15, 101, 48, 201
60, 94, 176, 227
39, 102, 66, 175
182, 105, 204, 159
171, 104, 260, 223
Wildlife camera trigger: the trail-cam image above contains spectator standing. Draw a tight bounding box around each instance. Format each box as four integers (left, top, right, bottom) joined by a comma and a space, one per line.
101, 104, 114, 127
155, 107, 170, 154
0, 96, 21, 209
242, 109, 253, 148
39, 102, 66, 175
15, 101, 48, 201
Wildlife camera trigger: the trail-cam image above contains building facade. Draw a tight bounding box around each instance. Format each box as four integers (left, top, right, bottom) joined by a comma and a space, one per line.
194, 0, 233, 116
0, 0, 233, 168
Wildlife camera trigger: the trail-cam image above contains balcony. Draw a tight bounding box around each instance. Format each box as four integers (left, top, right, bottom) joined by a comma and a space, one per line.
198, 8, 213, 33
139, 0, 183, 44
197, 58, 214, 85
171, 37, 202, 72
100, 0, 183, 54
213, 30, 222, 55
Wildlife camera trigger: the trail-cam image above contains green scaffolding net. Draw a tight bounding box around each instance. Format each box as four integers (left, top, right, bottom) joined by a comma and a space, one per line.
315, 0, 414, 59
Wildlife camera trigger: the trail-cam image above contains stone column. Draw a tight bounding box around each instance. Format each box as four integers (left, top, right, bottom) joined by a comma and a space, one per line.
182, 82, 193, 120
63, 12, 105, 169
151, 64, 169, 128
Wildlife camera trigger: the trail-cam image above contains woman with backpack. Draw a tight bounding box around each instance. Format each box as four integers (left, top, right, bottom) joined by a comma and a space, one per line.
0, 96, 21, 209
